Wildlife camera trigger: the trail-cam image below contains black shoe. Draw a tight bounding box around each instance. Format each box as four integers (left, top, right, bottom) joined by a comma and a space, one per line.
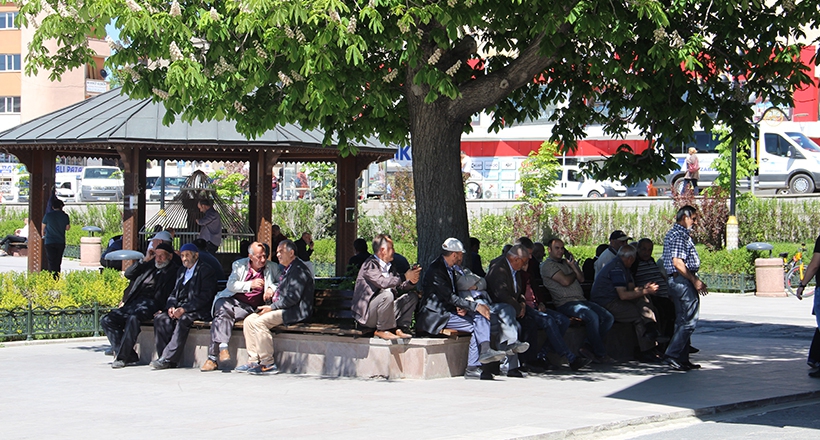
578, 347, 596, 362
506, 368, 525, 378
150, 358, 176, 370
689, 346, 700, 354
484, 361, 501, 376
663, 356, 690, 371
809, 369, 820, 378
638, 350, 663, 364
480, 370, 494, 380
519, 362, 546, 374
569, 356, 593, 371
683, 361, 701, 369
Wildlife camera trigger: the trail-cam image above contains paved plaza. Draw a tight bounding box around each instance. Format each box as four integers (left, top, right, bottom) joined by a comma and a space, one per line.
1, 292, 819, 439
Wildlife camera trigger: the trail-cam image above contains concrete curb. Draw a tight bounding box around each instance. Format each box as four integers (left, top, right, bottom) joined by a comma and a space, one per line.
0, 336, 107, 348
522, 390, 820, 439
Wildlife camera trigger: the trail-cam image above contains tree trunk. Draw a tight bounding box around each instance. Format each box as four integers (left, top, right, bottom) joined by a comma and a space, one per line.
409, 104, 470, 269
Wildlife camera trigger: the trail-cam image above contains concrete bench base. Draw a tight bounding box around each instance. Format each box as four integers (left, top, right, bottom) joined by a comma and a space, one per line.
135, 327, 470, 379
9, 243, 27, 257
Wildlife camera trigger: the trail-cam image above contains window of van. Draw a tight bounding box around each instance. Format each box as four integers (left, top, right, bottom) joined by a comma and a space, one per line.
787, 132, 820, 153
84, 168, 119, 178
764, 133, 790, 157
567, 170, 585, 182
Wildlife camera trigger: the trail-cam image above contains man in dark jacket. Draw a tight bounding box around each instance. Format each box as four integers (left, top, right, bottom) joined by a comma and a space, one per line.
101, 242, 180, 368
239, 239, 314, 375
416, 238, 506, 380
151, 243, 218, 369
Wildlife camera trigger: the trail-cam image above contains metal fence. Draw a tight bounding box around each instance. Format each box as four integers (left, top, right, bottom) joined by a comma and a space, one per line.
0, 302, 112, 342
699, 273, 756, 294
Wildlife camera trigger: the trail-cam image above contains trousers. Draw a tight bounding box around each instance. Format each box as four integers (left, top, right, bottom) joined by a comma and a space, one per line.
445, 311, 490, 367
604, 296, 658, 352
100, 298, 156, 362
209, 296, 255, 356
243, 309, 285, 366
520, 306, 575, 363
153, 312, 195, 364
665, 274, 700, 363
557, 300, 614, 358
360, 290, 418, 331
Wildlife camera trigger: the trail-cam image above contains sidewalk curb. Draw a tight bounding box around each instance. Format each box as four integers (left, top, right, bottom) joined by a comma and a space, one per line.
525, 390, 820, 439
0, 336, 108, 348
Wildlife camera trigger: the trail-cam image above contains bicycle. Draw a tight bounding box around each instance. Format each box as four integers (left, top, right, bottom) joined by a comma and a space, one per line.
782, 243, 815, 297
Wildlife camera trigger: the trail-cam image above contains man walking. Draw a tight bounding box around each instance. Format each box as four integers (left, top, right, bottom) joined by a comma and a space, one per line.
41, 199, 70, 277
662, 205, 708, 371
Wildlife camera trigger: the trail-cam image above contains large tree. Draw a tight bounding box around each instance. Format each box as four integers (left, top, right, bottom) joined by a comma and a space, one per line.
20, 0, 819, 265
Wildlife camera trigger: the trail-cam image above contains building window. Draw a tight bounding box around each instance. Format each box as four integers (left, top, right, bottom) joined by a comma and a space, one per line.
0, 97, 21, 113
0, 54, 22, 71
0, 12, 18, 29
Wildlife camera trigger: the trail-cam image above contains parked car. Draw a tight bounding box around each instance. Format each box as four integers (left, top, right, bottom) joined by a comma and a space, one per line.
146, 176, 188, 201
555, 165, 626, 198
626, 180, 649, 196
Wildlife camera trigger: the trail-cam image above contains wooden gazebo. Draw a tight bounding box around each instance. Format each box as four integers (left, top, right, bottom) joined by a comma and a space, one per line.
0, 89, 396, 275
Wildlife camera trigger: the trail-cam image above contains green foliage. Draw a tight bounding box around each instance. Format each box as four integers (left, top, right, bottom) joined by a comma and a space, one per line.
698, 247, 754, 275
737, 196, 820, 244
310, 238, 335, 263
303, 163, 338, 238
0, 269, 128, 310
518, 141, 561, 204
65, 204, 124, 246
209, 163, 250, 220
710, 125, 757, 191
469, 211, 514, 252
0, 208, 27, 238
272, 200, 333, 239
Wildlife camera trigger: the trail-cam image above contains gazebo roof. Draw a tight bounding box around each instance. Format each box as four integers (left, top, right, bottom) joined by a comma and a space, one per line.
0, 88, 396, 162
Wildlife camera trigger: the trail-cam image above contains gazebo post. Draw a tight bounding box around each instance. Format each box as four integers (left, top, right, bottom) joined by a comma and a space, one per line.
336, 155, 370, 276
249, 151, 278, 257
118, 145, 147, 270
16, 149, 54, 272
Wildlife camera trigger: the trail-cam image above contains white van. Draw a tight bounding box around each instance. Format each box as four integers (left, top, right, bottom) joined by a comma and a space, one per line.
76, 166, 124, 202
55, 172, 80, 201
660, 126, 820, 194
555, 165, 626, 198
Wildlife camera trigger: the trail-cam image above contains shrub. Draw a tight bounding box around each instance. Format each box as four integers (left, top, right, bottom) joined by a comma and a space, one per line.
0, 269, 128, 310
470, 211, 514, 252
272, 200, 333, 239
698, 247, 754, 275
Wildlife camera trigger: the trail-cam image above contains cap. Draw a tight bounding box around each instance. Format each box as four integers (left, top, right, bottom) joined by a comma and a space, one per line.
156, 242, 174, 254
442, 238, 466, 253
180, 243, 198, 253
609, 230, 632, 241
152, 231, 172, 242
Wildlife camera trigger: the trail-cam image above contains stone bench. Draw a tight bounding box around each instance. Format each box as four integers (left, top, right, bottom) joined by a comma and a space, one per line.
8, 241, 27, 257
134, 323, 470, 379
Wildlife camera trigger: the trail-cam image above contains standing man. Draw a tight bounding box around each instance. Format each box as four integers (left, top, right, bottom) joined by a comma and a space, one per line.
416, 238, 506, 380
239, 239, 314, 375
201, 242, 281, 371
542, 238, 615, 364
352, 234, 420, 339
196, 199, 222, 254
151, 243, 218, 370
594, 230, 632, 278
101, 242, 180, 368
662, 205, 708, 371
41, 198, 70, 277
591, 245, 660, 362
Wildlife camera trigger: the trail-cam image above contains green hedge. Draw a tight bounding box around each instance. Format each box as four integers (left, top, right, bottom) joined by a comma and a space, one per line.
0, 269, 127, 310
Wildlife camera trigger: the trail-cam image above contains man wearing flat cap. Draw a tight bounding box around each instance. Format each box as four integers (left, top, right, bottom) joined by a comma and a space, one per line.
151, 243, 218, 369
594, 230, 632, 279
101, 242, 181, 368
417, 238, 506, 380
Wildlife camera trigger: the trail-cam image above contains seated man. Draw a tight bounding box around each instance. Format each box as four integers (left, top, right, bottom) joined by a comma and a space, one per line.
503, 242, 591, 372
352, 234, 421, 340
201, 242, 281, 371
151, 243, 218, 370
594, 230, 631, 279
239, 239, 314, 375
591, 245, 660, 361
541, 238, 615, 364
347, 238, 371, 275
192, 238, 225, 278
632, 238, 676, 341
416, 238, 506, 380
101, 242, 180, 368
0, 218, 28, 256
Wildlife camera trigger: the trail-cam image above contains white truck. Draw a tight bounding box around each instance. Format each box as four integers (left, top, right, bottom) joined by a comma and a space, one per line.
660, 124, 820, 194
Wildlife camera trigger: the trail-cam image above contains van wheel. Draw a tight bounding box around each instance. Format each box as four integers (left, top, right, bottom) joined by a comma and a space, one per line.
789, 174, 814, 194
587, 190, 602, 198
